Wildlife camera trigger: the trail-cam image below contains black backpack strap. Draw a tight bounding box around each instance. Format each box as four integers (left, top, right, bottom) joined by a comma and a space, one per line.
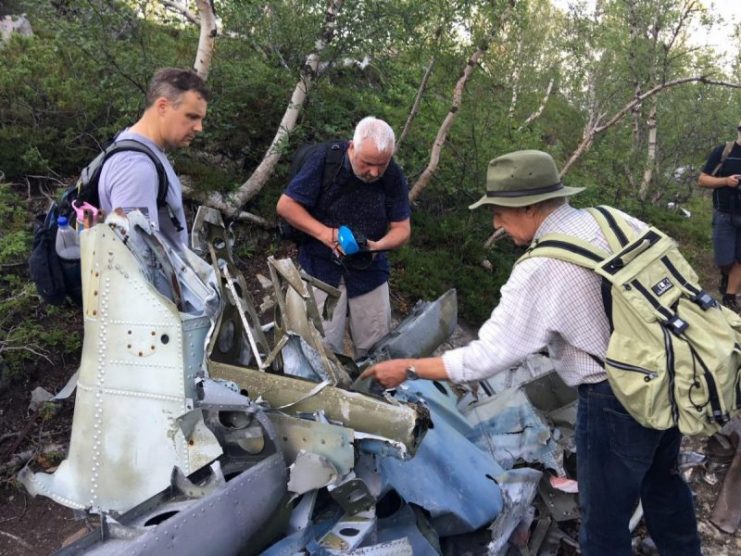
102, 139, 170, 208
98, 140, 181, 232
321, 141, 345, 192
711, 141, 735, 177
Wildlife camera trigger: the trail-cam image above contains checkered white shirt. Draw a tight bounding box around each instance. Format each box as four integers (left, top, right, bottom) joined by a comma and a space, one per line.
443, 203, 647, 387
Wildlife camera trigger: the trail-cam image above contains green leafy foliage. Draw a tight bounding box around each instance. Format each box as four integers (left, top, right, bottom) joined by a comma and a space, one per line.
0, 0, 737, 332
0, 185, 81, 381
392, 198, 519, 325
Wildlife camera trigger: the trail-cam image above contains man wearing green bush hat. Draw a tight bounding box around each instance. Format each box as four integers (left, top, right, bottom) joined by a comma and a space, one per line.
362, 149, 701, 556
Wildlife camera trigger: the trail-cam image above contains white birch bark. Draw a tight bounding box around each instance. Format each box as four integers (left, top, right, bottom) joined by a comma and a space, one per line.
408, 45, 487, 202
396, 57, 436, 155
193, 0, 217, 80
225, 0, 344, 214
517, 78, 554, 132
638, 102, 658, 199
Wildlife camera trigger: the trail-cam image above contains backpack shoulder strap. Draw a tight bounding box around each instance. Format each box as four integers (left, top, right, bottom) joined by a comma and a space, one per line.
586, 205, 636, 251
517, 232, 607, 269
102, 139, 170, 208
711, 141, 735, 177
322, 141, 346, 192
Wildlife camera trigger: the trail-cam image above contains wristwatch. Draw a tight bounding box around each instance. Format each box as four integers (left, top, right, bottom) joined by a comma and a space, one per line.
405, 365, 419, 381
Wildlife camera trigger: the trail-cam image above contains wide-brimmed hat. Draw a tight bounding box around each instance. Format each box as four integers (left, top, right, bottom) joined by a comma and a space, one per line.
469, 150, 584, 209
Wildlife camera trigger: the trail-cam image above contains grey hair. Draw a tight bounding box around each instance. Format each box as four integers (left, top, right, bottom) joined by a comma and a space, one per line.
529, 196, 567, 213
353, 116, 395, 153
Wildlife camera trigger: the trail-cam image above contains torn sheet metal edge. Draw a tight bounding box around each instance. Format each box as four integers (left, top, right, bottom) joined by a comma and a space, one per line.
486, 467, 542, 555
269, 412, 354, 475
287, 451, 340, 495
461, 386, 564, 474
349, 538, 413, 555
360, 288, 458, 363
209, 361, 429, 457
281, 334, 346, 384
376, 380, 505, 537
393, 379, 472, 439
281, 268, 351, 386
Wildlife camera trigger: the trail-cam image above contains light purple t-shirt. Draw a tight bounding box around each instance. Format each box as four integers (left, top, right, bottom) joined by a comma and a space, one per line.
98, 130, 188, 248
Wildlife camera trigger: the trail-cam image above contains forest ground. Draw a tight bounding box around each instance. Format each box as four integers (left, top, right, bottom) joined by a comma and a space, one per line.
0, 217, 740, 556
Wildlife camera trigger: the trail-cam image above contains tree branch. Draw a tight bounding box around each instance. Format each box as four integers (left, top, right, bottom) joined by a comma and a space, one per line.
161, 0, 199, 25
560, 76, 741, 177
517, 78, 554, 132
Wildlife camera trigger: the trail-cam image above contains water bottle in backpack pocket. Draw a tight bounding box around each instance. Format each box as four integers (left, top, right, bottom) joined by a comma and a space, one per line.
28, 205, 82, 306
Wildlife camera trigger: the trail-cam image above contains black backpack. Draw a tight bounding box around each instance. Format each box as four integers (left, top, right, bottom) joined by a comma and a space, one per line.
278, 141, 346, 244
28, 139, 169, 305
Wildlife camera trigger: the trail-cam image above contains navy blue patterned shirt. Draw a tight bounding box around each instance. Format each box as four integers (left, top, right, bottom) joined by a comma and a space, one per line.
284, 142, 411, 297
701, 142, 741, 212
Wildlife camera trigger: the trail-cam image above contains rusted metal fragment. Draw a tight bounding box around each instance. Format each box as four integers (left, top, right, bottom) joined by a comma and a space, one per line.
328, 476, 375, 514
209, 361, 430, 457
711, 431, 741, 533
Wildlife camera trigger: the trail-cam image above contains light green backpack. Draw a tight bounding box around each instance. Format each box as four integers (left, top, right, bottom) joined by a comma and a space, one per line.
519, 205, 741, 436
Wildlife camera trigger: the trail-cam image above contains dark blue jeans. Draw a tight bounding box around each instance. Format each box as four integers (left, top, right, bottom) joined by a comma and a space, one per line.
576, 380, 701, 556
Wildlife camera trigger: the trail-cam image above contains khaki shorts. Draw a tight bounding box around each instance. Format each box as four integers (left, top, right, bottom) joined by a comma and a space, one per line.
312, 280, 391, 358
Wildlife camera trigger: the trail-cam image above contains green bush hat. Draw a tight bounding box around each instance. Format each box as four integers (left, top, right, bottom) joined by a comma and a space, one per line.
469, 149, 584, 209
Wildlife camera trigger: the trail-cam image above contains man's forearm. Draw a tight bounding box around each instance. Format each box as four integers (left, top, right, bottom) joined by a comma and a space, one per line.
276, 195, 336, 248
372, 220, 411, 251
698, 172, 738, 189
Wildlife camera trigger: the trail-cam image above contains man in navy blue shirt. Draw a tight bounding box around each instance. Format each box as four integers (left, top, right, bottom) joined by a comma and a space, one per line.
276, 117, 411, 357
698, 122, 741, 312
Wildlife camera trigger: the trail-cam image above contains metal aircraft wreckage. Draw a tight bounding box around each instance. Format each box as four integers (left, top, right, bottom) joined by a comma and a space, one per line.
20, 206, 592, 555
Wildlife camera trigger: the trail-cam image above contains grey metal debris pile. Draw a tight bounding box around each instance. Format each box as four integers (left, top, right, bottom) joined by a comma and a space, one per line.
20, 207, 582, 555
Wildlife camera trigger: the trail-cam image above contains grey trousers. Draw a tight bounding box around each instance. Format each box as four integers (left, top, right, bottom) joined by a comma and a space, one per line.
312, 280, 391, 358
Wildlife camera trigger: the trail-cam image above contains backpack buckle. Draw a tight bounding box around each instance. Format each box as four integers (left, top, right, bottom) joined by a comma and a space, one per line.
693, 290, 717, 310
666, 315, 689, 334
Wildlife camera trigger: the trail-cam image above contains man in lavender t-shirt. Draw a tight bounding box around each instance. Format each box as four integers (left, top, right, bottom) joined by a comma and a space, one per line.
98, 68, 209, 248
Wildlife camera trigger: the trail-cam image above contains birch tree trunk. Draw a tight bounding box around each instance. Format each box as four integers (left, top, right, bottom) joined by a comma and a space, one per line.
517, 78, 554, 132
508, 39, 523, 120
408, 45, 487, 202
193, 0, 217, 80
638, 102, 658, 199
226, 0, 344, 214
408, 0, 515, 202
395, 57, 435, 155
